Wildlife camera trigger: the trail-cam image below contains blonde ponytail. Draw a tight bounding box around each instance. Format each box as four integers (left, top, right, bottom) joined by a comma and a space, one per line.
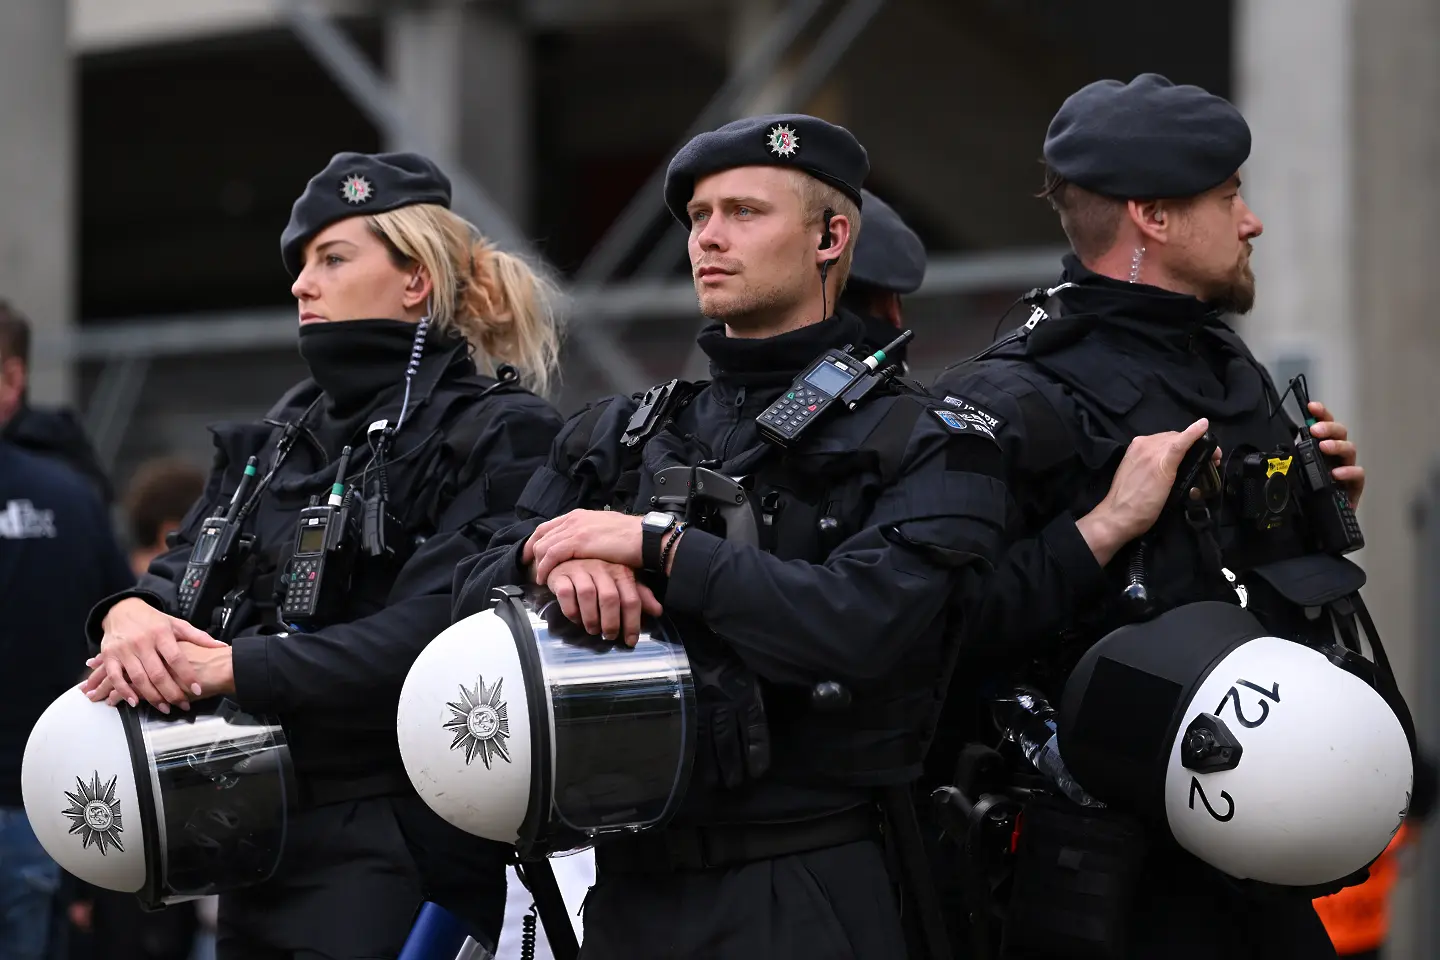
366, 204, 564, 396
458, 238, 563, 398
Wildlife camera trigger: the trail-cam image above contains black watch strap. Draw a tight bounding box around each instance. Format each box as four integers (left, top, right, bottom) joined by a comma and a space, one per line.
642, 514, 677, 572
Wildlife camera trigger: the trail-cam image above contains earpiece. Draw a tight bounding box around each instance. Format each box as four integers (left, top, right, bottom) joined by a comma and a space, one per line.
818, 208, 835, 250
1153, 211, 1164, 224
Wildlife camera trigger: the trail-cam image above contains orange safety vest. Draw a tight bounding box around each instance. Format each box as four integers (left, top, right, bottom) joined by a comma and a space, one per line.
1312, 824, 1411, 955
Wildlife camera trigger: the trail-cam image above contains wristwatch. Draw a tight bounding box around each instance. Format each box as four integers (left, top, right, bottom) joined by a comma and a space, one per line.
641, 511, 678, 573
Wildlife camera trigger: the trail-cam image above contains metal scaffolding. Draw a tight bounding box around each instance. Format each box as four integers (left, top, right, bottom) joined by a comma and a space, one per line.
74, 0, 1068, 468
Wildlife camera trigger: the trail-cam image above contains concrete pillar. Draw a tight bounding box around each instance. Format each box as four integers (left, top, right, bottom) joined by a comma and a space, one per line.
1240, 2, 1440, 956
1234, 0, 1355, 428
1349, 3, 1440, 956
0, 0, 72, 405
388, 2, 531, 230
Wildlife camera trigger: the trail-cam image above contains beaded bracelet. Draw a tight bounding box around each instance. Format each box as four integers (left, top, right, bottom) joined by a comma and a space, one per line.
660, 521, 688, 574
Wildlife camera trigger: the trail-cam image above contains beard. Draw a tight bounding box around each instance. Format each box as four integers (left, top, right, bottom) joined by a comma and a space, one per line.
694, 276, 801, 331
1183, 248, 1257, 315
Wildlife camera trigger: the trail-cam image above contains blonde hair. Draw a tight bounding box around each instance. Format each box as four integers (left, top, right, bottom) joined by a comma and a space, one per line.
791, 171, 863, 292
366, 204, 563, 396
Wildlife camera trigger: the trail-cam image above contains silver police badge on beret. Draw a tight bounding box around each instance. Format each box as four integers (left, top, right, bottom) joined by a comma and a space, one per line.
339, 174, 375, 205
444, 676, 512, 770
62, 772, 124, 855
767, 124, 800, 158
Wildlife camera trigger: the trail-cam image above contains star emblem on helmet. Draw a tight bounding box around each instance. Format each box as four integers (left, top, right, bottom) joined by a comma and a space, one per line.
61, 772, 124, 856
767, 124, 800, 158
444, 676, 512, 769
339, 174, 374, 205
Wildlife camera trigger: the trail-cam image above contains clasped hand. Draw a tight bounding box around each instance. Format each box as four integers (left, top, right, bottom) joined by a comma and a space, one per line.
79, 598, 234, 711
523, 510, 663, 647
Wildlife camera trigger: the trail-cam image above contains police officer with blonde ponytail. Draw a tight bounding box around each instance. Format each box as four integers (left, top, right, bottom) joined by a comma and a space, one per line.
70, 152, 565, 958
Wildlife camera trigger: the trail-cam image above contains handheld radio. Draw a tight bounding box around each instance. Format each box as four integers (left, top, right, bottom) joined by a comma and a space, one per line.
176, 456, 259, 627
757, 330, 914, 448
1289, 375, 1364, 554
1171, 431, 1222, 507
281, 445, 359, 626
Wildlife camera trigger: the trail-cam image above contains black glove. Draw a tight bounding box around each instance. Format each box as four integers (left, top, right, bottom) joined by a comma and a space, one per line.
694, 657, 771, 790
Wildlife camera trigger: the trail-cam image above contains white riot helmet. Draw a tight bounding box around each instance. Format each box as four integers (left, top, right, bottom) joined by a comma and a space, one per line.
22, 689, 291, 907
398, 585, 696, 857
1057, 601, 1413, 887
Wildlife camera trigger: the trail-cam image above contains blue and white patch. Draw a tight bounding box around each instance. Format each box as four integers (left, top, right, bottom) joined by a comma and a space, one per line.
941, 395, 1004, 439
933, 409, 978, 434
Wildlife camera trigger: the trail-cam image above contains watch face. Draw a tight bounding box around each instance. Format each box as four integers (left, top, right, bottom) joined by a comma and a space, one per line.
643, 512, 672, 530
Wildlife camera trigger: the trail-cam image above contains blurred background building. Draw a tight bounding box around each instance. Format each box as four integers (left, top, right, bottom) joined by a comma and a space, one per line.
2, 0, 1437, 955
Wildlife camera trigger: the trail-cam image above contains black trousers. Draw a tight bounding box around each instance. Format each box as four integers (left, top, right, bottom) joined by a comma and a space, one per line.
217, 794, 507, 960
578, 839, 906, 960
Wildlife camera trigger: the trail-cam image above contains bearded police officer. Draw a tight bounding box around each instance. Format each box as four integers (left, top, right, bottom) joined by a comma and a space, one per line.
932, 75, 1413, 959
450, 114, 1009, 959
843, 188, 926, 367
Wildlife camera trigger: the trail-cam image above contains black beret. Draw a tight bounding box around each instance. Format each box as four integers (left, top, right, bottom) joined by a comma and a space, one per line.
663, 114, 869, 225
1043, 73, 1251, 200
281, 151, 452, 276
849, 189, 926, 294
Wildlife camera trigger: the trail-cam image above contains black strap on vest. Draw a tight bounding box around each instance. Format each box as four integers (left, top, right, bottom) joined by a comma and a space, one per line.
881, 784, 954, 960
1341, 594, 1418, 758
559, 381, 705, 512
621, 379, 705, 448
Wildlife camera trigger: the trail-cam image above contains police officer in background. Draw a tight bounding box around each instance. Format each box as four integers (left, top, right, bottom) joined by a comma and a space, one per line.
934, 74, 1400, 958
842, 188, 926, 368
452, 114, 1009, 958
0, 437, 131, 960
78, 152, 565, 959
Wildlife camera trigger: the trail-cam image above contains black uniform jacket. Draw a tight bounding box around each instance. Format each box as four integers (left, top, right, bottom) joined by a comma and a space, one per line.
931, 254, 1376, 957
87, 332, 562, 782
935, 255, 1334, 662
454, 312, 1011, 824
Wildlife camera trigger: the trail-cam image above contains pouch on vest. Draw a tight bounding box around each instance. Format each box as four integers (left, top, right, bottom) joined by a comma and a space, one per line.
1000, 794, 1147, 960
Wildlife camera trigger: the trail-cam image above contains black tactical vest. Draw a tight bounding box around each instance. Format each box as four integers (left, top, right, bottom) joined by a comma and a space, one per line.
524, 380, 948, 788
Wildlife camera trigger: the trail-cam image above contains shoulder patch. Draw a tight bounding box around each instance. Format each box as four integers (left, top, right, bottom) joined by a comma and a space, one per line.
940, 395, 1006, 438
932, 407, 995, 440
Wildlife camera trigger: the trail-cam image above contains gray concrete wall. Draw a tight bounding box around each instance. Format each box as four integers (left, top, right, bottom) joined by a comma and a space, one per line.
389, 3, 533, 231
0, 0, 73, 406
1239, 1, 1440, 954
1351, 1, 1440, 956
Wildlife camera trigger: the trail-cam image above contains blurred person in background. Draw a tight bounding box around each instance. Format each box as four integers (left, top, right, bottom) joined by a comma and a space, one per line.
841, 187, 926, 370
122, 458, 207, 575
0, 305, 112, 505
77, 151, 565, 960
0, 433, 131, 960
